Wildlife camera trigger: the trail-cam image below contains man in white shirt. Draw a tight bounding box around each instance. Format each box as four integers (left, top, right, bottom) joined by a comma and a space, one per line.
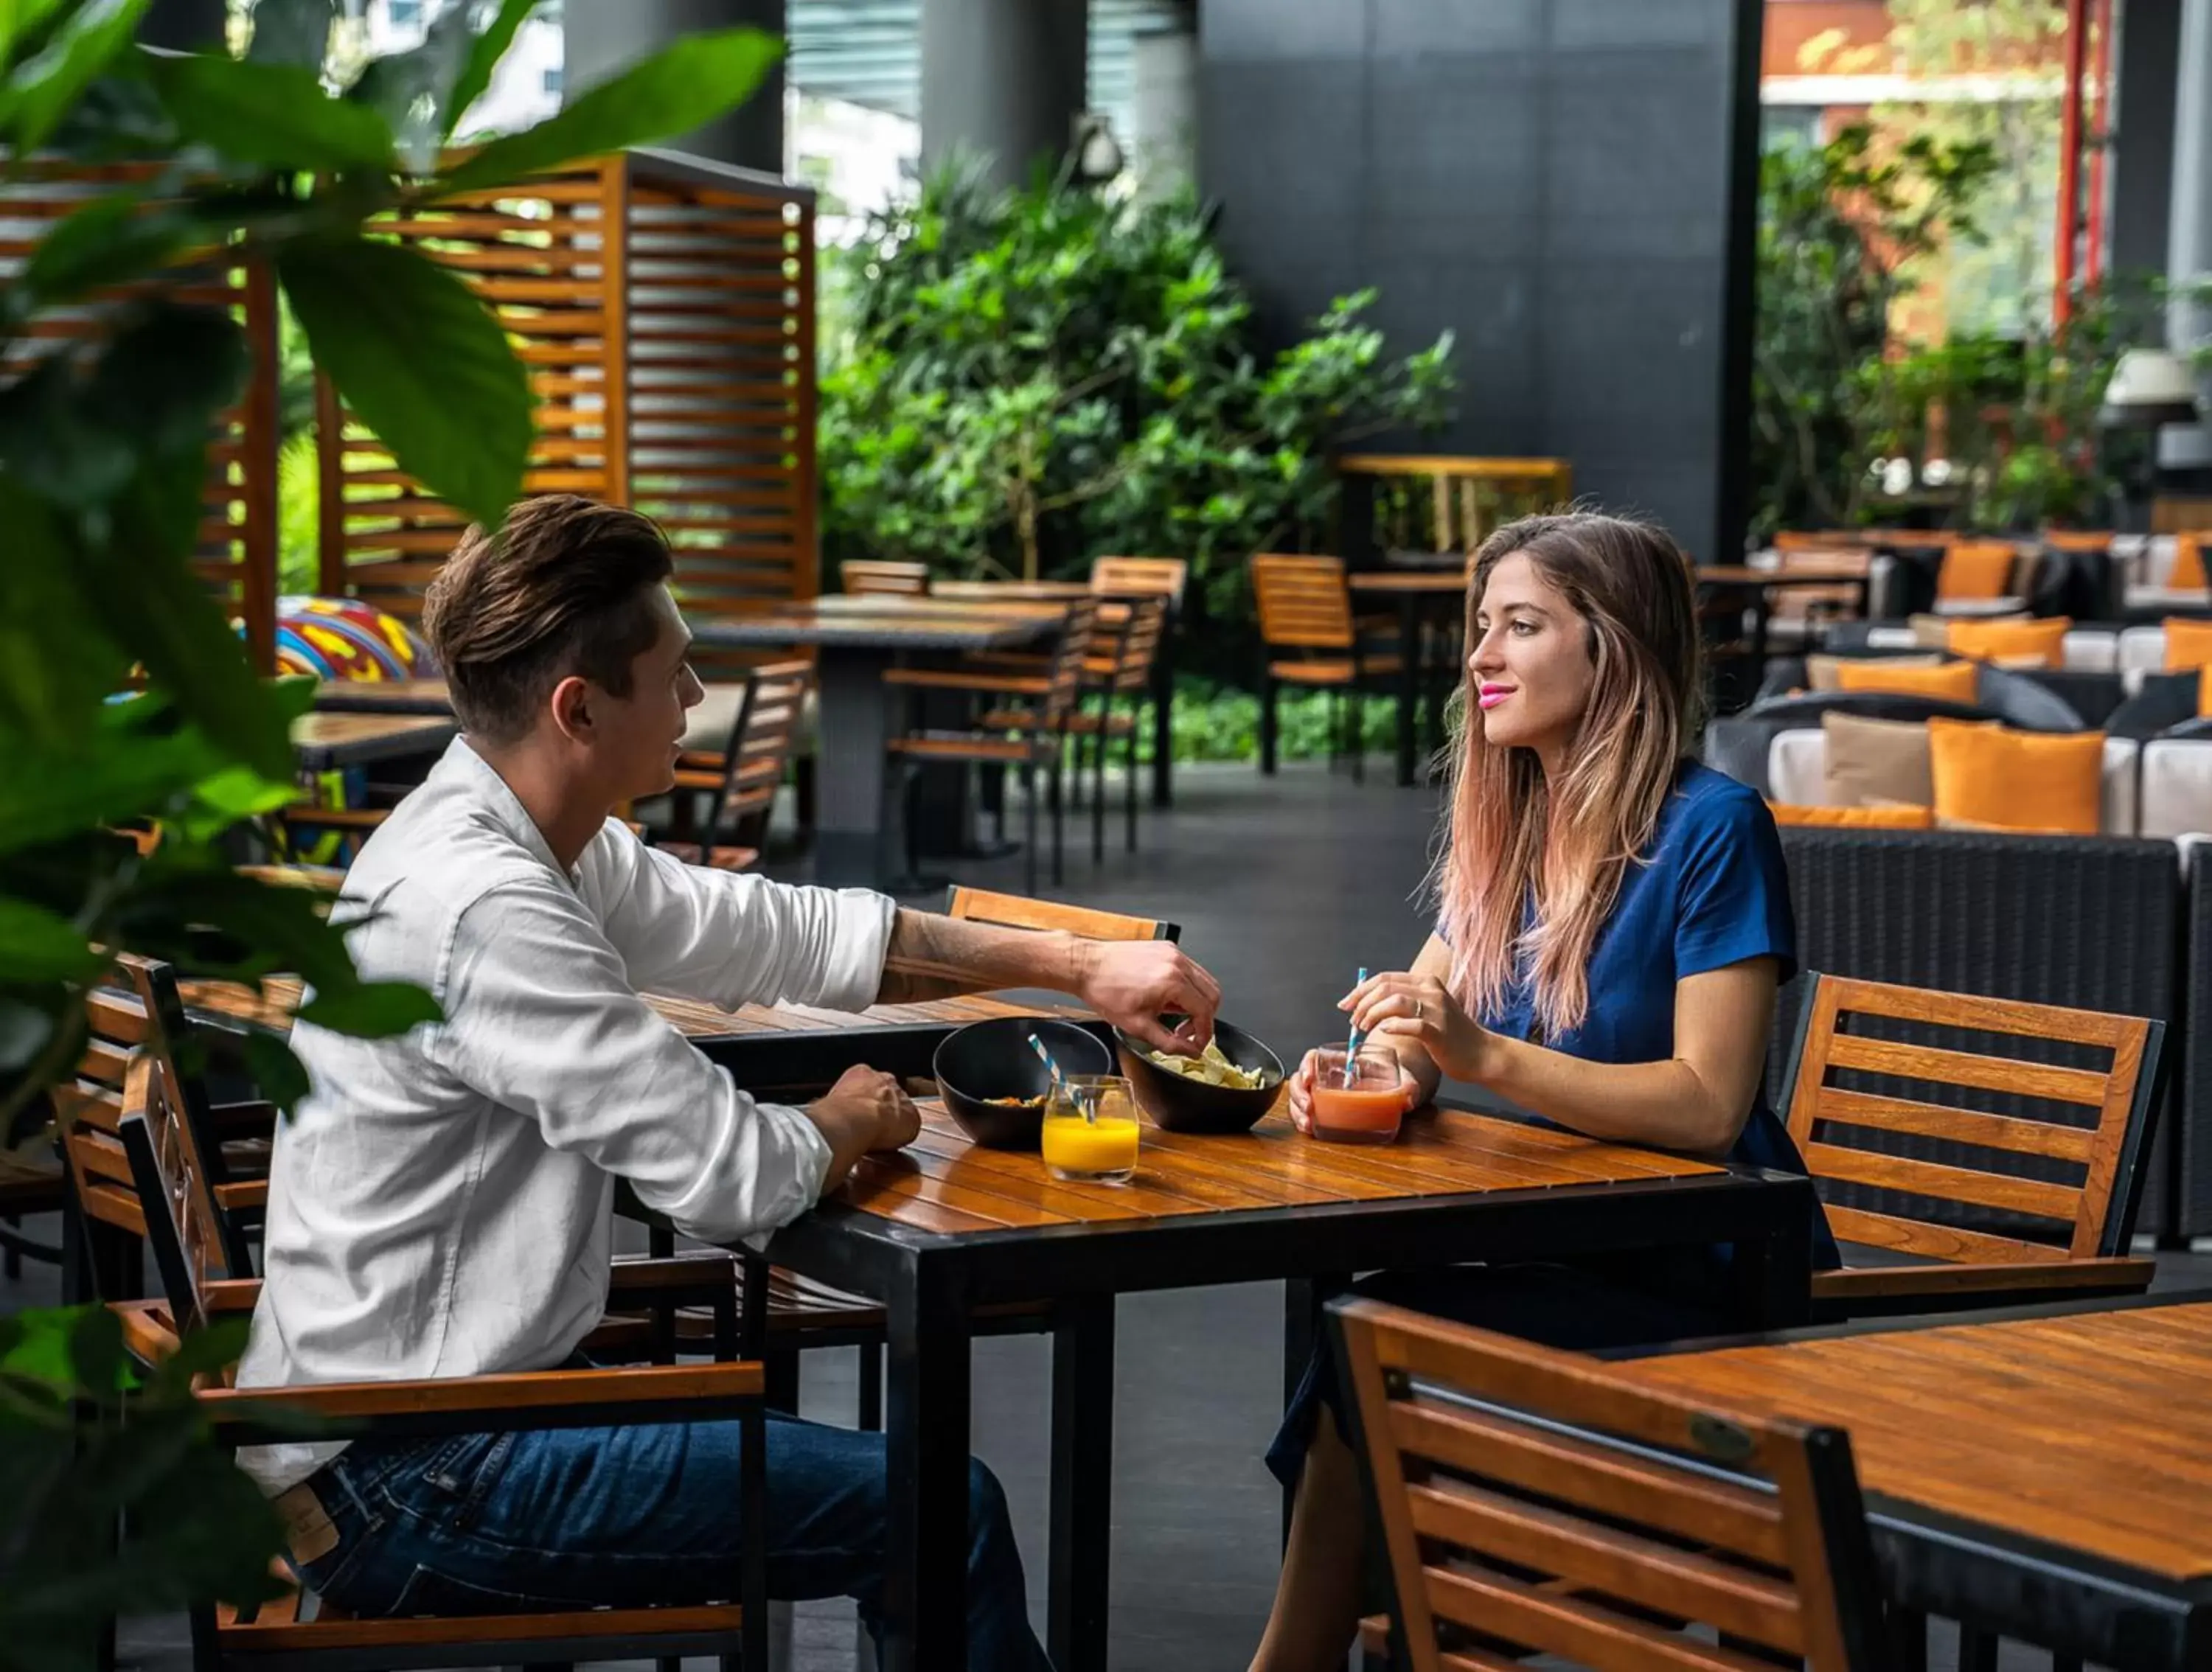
237, 495, 1222, 1670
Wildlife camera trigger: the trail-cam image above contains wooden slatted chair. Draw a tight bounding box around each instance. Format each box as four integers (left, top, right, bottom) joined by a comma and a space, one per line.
1335, 1297, 1896, 1672
658, 660, 813, 872
1250, 554, 1401, 780
1092, 554, 1189, 603
52, 979, 166, 1301
944, 886, 1180, 942
1778, 974, 2164, 1319
978, 597, 1168, 861
841, 558, 931, 597
882, 597, 1101, 894
115, 1101, 771, 1671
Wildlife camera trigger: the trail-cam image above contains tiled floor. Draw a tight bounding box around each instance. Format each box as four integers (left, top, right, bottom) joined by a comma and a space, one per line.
9, 758, 2206, 1670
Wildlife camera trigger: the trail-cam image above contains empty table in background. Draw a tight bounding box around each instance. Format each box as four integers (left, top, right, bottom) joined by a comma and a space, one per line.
689, 599, 1061, 888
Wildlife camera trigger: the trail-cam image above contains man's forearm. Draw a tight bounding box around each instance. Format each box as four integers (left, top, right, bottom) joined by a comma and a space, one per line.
873, 908, 1096, 1004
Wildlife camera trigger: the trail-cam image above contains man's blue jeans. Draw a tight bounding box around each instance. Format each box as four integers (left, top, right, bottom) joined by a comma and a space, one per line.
292, 1413, 1051, 1671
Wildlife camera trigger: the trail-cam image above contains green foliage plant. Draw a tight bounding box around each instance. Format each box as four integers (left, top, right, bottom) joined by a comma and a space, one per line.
820, 162, 1456, 681
0, 1, 779, 1659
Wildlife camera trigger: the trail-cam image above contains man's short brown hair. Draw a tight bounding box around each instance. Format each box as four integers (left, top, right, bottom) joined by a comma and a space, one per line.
423, 495, 675, 746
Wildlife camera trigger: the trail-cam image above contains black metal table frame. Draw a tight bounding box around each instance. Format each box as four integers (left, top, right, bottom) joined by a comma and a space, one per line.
1371, 587, 1464, 788
1605, 1288, 2212, 1671
751, 1162, 1817, 1672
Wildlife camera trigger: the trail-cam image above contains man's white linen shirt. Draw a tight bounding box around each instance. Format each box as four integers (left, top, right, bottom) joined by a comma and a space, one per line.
234, 739, 895, 1492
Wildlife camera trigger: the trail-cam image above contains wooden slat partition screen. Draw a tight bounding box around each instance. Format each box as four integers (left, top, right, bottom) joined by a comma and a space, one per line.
0, 162, 281, 670
316, 148, 817, 648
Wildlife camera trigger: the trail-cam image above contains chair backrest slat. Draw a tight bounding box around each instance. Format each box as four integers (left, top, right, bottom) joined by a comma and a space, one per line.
943, 886, 1178, 942
841, 560, 931, 597
1109, 597, 1168, 692
1091, 555, 1188, 603
1779, 973, 2162, 1261
1338, 1300, 1891, 1672
709, 659, 812, 848
1043, 596, 1100, 727
1251, 554, 1354, 650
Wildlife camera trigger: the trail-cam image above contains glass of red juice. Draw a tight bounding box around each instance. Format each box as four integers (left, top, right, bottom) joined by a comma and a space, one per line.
1309, 1046, 1406, 1144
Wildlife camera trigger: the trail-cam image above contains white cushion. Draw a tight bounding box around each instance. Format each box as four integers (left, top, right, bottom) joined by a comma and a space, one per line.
2125, 585, 2206, 614
1865, 627, 1921, 652
1934, 596, 2029, 618
2124, 666, 2152, 697
2061, 630, 2118, 672
2101, 737, 2140, 836
2118, 626, 2168, 676
2140, 739, 2212, 838
1767, 730, 1831, 807
2141, 534, 2180, 588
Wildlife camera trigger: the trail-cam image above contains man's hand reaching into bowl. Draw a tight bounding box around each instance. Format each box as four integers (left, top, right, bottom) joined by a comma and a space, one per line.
1075, 940, 1222, 1056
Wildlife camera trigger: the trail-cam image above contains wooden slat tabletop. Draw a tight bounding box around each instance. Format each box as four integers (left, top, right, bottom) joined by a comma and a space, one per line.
686, 599, 1062, 652
832, 1102, 1723, 1235
1618, 1301, 2212, 1582
290, 711, 456, 768
1348, 571, 1470, 594
311, 678, 453, 715
180, 976, 1068, 1043
1694, 564, 1870, 587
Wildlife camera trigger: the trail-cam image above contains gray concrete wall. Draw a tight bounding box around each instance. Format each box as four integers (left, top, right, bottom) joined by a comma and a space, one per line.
2112, 0, 2183, 287
564, 0, 787, 172
1197, 0, 1765, 563
919, 0, 1087, 187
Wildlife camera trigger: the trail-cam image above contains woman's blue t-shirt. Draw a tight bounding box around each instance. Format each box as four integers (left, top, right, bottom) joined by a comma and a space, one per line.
1458, 759, 1838, 1268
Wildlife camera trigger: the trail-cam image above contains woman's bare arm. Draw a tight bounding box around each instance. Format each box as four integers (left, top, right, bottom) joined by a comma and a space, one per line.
1465, 958, 1780, 1155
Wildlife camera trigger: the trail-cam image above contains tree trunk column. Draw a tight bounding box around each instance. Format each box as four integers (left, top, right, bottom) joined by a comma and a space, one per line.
919, 0, 1087, 188
2164, 0, 2212, 470
563, 0, 787, 173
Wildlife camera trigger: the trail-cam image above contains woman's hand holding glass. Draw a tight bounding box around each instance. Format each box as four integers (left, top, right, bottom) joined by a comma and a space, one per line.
1284, 1046, 1426, 1135
1340, 970, 1495, 1086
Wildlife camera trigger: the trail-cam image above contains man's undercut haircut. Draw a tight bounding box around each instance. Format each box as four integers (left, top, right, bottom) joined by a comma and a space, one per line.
423, 494, 675, 747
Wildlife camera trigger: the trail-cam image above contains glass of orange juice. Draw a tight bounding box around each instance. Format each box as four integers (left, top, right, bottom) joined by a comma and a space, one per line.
1040, 1075, 1141, 1184
1309, 1046, 1407, 1144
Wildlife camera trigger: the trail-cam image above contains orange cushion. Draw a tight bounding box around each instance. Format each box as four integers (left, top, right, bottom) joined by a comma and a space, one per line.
2165, 617, 2212, 672
2172, 533, 2207, 591
1927, 718, 2105, 836
1765, 801, 1934, 830
1831, 658, 1979, 702
1935, 542, 2019, 602
2200, 661, 2212, 720
1945, 616, 2070, 669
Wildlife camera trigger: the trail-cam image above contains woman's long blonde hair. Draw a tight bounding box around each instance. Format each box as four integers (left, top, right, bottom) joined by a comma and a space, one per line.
1431, 512, 1705, 1041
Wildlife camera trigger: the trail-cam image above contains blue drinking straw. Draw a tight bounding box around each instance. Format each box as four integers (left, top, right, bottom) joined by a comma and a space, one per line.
1342, 967, 1369, 1087
1029, 1031, 1092, 1124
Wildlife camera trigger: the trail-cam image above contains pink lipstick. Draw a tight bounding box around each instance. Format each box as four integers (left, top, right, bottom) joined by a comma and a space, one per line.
1478, 683, 1515, 711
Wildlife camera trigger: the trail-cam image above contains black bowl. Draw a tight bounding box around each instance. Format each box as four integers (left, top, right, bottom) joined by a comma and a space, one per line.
934, 1018, 1114, 1149
1116, 1017, 1285, 1135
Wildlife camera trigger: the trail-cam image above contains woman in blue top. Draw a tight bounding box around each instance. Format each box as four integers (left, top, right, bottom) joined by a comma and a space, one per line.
1249, 512, 1837, 1672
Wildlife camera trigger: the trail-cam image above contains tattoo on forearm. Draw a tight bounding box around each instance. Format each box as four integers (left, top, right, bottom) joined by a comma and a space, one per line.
876, 910, 1073, 1004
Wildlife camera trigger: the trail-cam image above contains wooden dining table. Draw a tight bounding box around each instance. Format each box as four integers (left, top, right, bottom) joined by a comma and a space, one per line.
1696, 562, 1877, 669
181, 973, 1073, 1075
689, 598, 1065, 889
744, 1098, 1819, 1672
1606, 1291, 2212, 1670
288, 711, 456, 772
310, 677, 453, 716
